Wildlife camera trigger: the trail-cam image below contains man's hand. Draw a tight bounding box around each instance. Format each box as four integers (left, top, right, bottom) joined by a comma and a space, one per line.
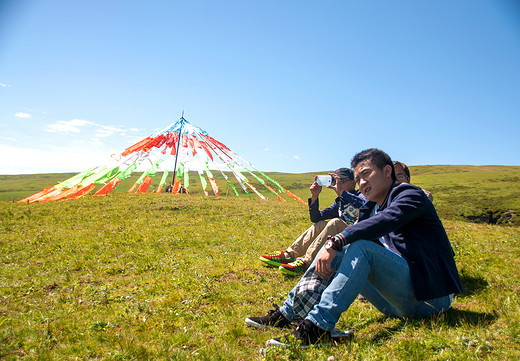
329, 173, 344, 197
316, 247, 337, 279
310, 175, 322, 203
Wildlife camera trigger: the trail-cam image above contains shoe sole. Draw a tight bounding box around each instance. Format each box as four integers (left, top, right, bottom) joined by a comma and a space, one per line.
266, 338, 331, 348
259, 257, 287, 267
245, 318, 293, 330
245, 317, 268, 329
278, 266, 304, 276
266, 329, 353, 348
331, 328, 354, 341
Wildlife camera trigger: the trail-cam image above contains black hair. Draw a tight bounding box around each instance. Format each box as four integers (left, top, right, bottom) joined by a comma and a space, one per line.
351, 148, 396, 181
393, 161, 410, 179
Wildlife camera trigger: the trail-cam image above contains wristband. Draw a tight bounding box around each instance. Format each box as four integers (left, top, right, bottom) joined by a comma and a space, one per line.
326, 235, 343, 252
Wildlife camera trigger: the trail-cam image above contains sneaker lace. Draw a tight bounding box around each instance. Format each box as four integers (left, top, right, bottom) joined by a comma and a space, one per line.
288, 259, 306, 267
267, 251, 284, 258
267, 304, 281, 316
294, 259, 305, 266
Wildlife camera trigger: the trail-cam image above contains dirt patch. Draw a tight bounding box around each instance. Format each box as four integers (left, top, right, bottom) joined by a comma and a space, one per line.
462, 209, 517, 225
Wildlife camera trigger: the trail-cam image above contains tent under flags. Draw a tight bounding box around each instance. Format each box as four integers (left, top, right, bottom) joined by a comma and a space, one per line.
18, 116, 305, 205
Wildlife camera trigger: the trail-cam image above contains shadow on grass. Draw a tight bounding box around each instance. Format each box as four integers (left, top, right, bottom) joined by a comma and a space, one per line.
458, 270, 489, 297
366, 308, 497, 343
442, 307, 496, 327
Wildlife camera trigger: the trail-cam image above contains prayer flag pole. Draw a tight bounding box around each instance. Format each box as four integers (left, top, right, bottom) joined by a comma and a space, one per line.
171, 112, 185, 187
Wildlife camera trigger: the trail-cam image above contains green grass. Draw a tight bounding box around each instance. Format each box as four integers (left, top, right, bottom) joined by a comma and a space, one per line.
1, 166, 519, 359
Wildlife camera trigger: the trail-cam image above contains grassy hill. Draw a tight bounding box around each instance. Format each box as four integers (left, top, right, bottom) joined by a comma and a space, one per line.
408, 165, 520, 225
0, 166, 519, 359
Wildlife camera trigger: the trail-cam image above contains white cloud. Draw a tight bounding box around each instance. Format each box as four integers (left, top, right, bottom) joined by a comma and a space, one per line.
28, 109, 47, 114
0, 82, 11, 88
15, 112, 31, 119
95, 129, 115, 138
45, 119, 140, 142
264, 147, 271, 151
95, 124, 127, 138
293, 155, 300, 160
0, 143, 112, 175
45, 119, 94, 134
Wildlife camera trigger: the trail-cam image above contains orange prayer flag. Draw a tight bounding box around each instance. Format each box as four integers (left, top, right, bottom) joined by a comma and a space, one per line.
171, 177, 181, 194
121, 136, 153, 156
43, 186, 79, 202
136, 176, 152, 193
209, 178, 219, 196
128, 183, 138, 193
282, 187, 305, 205
66, 184, 96, 200
93, 178, 122, 196
17, 186, 57, 204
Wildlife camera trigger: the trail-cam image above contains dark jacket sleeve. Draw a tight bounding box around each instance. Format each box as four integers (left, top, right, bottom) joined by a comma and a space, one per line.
338, 185, 426, 245
308, 198, 340, 223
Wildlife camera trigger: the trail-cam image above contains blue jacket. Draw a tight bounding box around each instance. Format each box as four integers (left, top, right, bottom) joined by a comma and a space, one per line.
338, 183, 463, 300
308, 190, 365, 227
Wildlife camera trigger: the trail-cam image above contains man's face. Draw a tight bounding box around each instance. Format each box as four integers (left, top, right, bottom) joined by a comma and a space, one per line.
338, 178, 355, 192
354, 160, 394, 205
394, 164, 410, 184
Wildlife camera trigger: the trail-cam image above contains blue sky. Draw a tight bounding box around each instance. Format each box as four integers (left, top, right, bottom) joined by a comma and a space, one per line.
1, 0, 519, 175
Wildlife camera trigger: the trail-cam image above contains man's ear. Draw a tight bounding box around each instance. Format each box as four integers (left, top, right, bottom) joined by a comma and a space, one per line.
383, 164, 393, 179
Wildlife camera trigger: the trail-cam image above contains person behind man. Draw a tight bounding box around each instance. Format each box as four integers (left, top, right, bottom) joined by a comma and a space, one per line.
246, 148, 463, 347
259, 168, 365, 276
393, 160, 433, 201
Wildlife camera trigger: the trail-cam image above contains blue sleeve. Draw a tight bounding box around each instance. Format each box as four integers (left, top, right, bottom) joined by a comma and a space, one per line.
308, 198, 339, 223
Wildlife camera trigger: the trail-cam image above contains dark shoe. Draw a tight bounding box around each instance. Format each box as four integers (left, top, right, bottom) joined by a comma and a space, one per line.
331, 328, 354, 342
267, 319, 332, 348
245, 304, 292, 329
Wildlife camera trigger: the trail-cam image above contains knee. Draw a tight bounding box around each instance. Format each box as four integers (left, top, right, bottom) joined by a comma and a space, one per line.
346, 239, 376, 253
325, 218, 345, 228
314, 220, 328, 228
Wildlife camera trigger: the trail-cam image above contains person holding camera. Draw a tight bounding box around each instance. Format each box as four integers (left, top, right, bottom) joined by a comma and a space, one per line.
259, 168, 365, 276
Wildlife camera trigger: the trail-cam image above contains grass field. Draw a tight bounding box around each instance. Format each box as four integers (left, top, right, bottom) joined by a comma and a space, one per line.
1, 166, 519, 359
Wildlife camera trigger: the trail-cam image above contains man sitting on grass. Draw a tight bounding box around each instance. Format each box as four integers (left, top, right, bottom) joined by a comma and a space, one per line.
259, 168, 364, 276
246, 148, 463, 347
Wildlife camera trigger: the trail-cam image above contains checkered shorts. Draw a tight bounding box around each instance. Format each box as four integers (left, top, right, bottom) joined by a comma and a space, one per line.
292, 266, 333, 321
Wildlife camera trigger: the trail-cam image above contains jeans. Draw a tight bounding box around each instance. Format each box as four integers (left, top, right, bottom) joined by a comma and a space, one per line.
280, 239, 452, 331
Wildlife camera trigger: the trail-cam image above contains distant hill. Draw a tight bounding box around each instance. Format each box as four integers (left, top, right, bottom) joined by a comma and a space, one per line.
408, 165, 519, 225
1, 165, 519, 225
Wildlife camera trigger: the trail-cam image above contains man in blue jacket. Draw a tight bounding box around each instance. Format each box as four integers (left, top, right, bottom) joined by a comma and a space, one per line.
246, 148, 463, 347
259, 168, 365, 276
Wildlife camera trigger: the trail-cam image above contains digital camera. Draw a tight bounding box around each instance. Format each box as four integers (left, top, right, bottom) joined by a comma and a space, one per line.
316, 175, 335, 186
